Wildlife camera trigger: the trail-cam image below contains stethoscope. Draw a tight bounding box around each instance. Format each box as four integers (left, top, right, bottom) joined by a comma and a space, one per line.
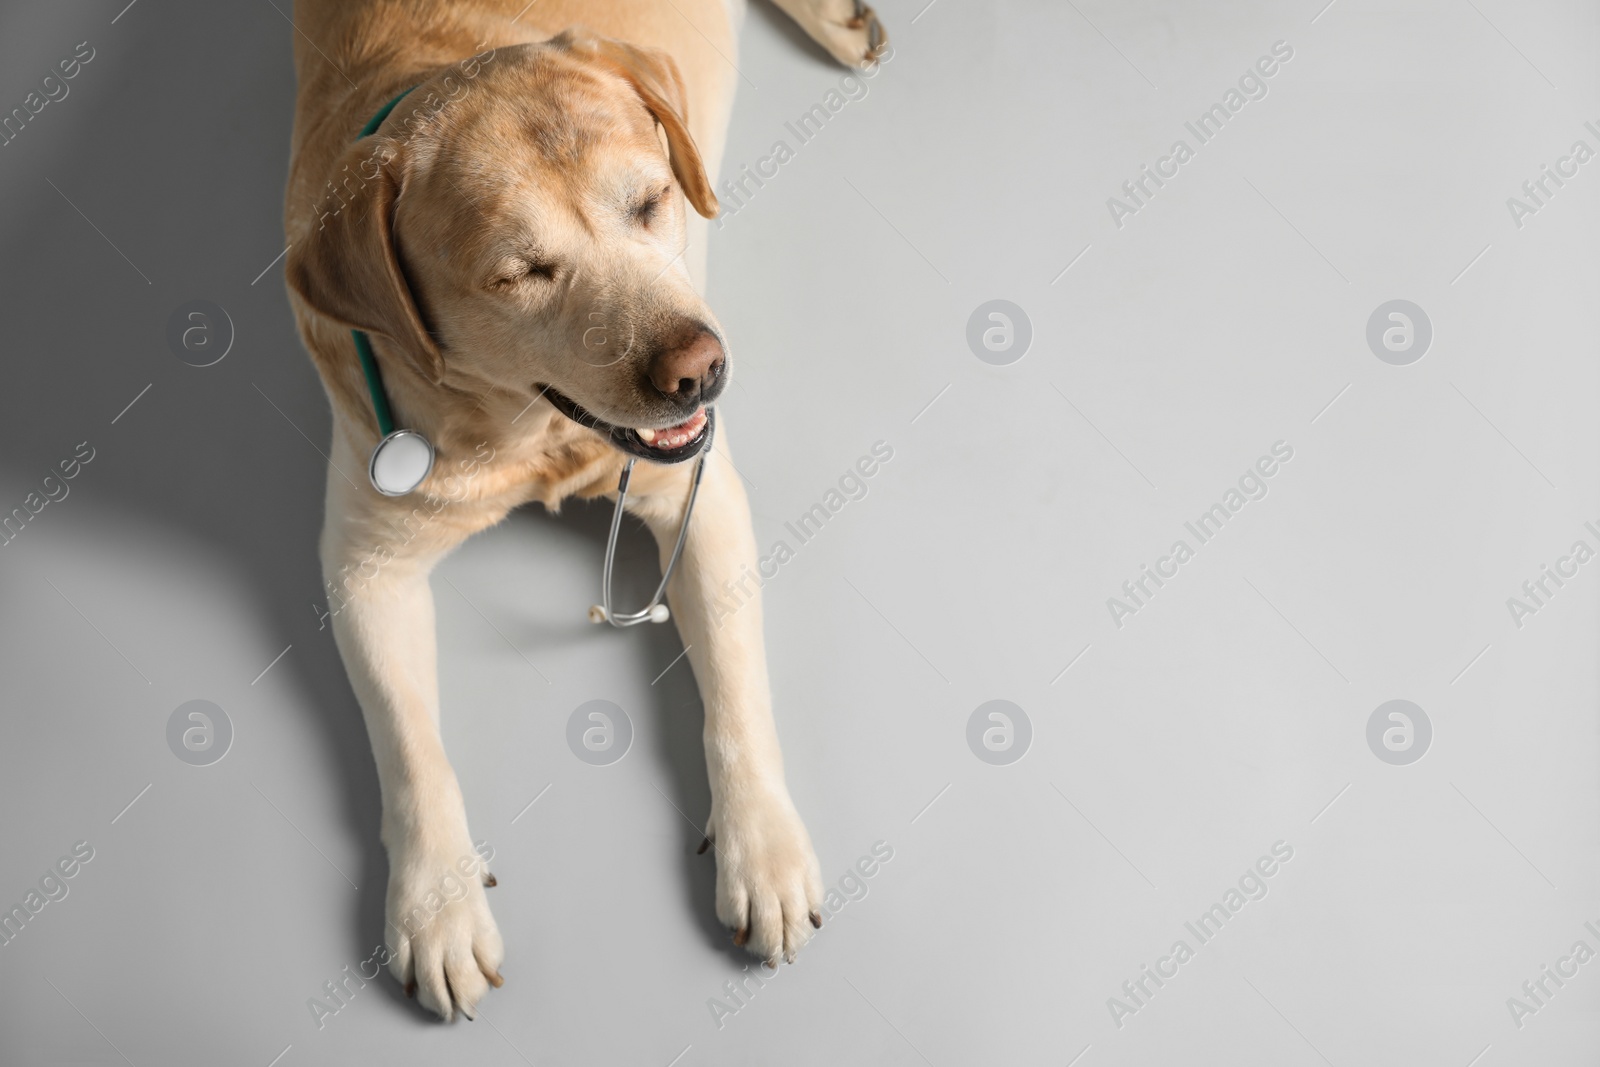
355, 327, 711, 629
586, 418, 711, 627
350, 87, 708, 629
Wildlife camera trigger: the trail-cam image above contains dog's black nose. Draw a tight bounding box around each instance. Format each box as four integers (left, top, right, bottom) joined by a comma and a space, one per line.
649, 327, 724, 402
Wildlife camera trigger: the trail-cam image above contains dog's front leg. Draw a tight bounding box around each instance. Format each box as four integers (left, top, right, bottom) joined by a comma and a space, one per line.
320, 440, 503, 1021
631, 438, 824, 966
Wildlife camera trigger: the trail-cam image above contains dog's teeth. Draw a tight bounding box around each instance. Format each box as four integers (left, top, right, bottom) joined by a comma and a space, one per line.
637, 428, 656, 443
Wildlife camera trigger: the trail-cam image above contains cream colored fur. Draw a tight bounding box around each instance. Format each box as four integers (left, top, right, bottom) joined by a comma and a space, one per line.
283, 0, 886, 1023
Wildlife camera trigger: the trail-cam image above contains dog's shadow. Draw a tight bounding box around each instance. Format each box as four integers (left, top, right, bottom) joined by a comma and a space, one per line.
0, 0, 393, 993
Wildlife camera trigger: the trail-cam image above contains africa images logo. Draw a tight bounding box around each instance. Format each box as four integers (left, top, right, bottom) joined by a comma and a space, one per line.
1106, 841, 1294, 1029
1105, 40, 1295, 228
1106, 441, 1294, 628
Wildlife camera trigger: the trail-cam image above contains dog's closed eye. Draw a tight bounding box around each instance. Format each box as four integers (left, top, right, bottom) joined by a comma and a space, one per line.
489, 255, 558, 290
633, 186, 671, 226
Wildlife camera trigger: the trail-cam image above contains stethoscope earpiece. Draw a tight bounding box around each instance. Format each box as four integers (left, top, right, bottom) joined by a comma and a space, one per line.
589, 602, 671, 625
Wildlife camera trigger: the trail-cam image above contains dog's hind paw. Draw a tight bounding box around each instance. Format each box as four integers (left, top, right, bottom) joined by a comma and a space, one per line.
779, 0, 890, 69
384, 840, 505, 1022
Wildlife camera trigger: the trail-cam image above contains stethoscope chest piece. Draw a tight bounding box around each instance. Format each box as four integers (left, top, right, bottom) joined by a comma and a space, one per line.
369, 429, 434, 497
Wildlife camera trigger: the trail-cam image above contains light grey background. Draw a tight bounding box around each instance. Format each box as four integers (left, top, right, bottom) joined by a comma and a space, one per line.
1, 0, 1597, 1064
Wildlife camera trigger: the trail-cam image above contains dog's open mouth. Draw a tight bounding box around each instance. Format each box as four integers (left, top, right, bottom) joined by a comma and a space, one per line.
539, 386, 712, 464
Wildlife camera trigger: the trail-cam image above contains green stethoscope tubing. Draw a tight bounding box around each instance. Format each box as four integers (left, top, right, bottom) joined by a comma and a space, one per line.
353, 87, 413, 442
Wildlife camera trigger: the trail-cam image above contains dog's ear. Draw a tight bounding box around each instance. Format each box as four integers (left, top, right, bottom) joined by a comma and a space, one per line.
559, 31, 718, 219
286, 141, 445, 384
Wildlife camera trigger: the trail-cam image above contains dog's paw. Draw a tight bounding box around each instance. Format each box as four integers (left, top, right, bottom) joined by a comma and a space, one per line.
384, 840, 504, 1022
790, 0, 889, 68
703, 790, 824, 966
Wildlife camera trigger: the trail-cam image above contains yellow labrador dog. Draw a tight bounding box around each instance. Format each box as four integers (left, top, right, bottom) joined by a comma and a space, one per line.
283, 0, 886, 1024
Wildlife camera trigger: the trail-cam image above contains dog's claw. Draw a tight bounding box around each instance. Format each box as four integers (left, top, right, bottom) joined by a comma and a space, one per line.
487, 970, 505, 988
809, 910, 823, 929
849, 0, 887, 61
732, 927, 748, 947
866, 13, 887, 58
485, 872, 497, 887
404, 980, 416, 999
696, 836, 711, 855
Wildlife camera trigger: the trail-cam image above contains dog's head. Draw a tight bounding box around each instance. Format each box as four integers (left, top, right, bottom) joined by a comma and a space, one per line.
287, 31, 723, 460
